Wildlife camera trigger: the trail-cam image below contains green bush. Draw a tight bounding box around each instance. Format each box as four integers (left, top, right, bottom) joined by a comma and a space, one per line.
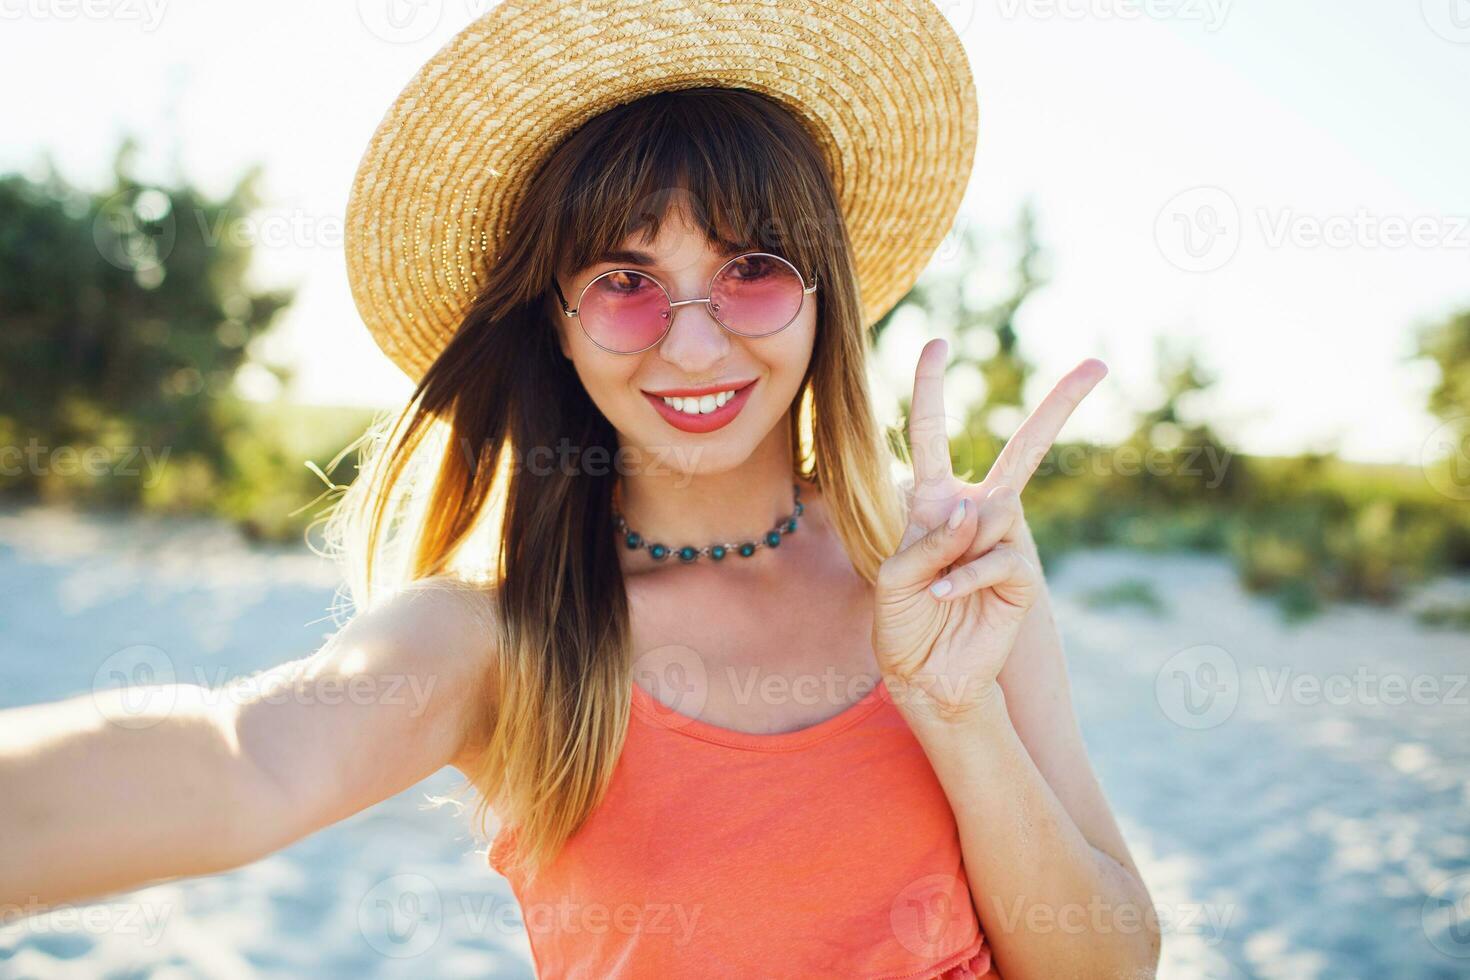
0, 143, 293, 515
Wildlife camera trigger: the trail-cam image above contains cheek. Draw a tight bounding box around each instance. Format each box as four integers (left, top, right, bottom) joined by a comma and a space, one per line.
765, 308, 817, 380
564, 331, 641, 407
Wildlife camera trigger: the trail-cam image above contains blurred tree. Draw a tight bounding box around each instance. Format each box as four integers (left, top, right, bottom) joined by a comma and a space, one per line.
870, 205, 1470, 616
1416, 308, 1470, 427
1131, 338, 1217, 439
864, 204, 1465, 615
973, 204, 1044, 419
875, 202, 1044, 478
1120, 337, 1240, 501
0, 139, 293, 506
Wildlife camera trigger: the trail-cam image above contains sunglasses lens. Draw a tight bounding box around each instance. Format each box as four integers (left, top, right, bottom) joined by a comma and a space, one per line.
579, 271, 670, 352
710, 254, 806, 336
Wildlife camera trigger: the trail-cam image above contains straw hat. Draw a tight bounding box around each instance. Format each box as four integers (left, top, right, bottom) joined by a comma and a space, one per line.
345, 0, 978, 381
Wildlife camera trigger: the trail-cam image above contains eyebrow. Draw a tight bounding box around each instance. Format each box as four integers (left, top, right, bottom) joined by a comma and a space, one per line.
591, 238, 751, 268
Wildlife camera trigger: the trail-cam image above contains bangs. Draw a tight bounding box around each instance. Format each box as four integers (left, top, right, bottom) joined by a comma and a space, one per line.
548, 87, 835, 281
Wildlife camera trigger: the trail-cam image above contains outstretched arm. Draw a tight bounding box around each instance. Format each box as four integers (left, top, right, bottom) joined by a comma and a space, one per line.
0, 577, 498, 912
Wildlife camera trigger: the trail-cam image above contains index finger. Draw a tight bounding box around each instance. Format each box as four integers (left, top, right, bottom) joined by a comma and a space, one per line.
907, 338, 955, 487
986, 358, 1107, 492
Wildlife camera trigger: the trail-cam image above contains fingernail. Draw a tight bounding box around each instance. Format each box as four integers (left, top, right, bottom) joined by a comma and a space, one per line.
930, 579, 953, 598
947, 499, 966, 530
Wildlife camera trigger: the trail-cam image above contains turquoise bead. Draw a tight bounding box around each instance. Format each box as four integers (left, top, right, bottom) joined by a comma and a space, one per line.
620, 487, 802, 565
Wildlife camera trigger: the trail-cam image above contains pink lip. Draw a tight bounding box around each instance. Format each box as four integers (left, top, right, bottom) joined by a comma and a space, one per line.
644, 379, 757, 397
643, 380, 757, 434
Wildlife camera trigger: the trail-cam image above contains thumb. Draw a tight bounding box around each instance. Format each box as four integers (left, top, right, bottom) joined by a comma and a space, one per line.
878, 497, 976, 594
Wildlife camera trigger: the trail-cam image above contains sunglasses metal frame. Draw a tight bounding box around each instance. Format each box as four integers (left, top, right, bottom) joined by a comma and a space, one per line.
552, 251, 819, 355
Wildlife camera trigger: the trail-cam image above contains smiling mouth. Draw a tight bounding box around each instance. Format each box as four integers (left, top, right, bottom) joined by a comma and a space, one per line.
643, 380, 756, 417
641, 379, 758, 433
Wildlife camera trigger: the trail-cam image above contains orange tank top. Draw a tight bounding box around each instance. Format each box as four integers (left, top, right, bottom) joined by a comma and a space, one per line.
489, 679, 997, 979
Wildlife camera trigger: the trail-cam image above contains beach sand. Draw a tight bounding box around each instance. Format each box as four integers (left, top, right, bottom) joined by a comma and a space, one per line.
1, 506, 1466, 978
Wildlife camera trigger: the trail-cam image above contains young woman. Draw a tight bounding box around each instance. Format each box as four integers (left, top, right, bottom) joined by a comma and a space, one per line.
1, 2, 1158, 977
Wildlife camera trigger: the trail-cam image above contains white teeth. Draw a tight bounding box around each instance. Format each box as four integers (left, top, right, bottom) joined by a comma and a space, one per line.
660, 389, 739, 415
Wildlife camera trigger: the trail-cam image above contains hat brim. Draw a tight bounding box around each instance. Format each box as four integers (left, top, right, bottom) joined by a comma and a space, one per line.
346, 0, 978, 380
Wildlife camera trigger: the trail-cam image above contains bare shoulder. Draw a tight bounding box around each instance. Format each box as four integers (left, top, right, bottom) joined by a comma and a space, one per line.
327, 575, 501, 772
354, 576, 500, 649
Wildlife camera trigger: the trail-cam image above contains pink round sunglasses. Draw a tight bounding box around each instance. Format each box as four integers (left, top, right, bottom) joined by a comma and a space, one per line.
553, 251, 818, 354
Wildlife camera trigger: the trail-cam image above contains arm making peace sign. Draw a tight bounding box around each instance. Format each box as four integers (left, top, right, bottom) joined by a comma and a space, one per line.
873, 338, 1108, 721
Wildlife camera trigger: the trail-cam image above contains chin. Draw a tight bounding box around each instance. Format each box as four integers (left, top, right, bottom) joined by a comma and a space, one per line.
610, 393, 790, 480
618, 422, 765, 479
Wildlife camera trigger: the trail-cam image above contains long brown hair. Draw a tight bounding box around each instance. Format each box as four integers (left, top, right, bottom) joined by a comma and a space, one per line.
326, 87, 905, 877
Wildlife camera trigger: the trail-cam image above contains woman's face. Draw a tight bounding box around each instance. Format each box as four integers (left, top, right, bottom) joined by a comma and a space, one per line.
553, 198, 817, 476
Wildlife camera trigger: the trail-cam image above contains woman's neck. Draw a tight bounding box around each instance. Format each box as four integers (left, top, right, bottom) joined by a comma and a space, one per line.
615, 427, 801, 549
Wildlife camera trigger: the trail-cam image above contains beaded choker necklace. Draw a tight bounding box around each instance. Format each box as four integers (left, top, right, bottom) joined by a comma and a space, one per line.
614, 484, 803, 564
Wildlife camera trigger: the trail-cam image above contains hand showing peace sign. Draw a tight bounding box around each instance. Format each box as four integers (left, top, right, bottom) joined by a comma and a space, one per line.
873, 338, 1108, 722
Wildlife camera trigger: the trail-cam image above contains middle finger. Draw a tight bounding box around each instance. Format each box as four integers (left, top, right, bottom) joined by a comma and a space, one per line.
984, 358, 1107, 493
955, 485, 1023, 565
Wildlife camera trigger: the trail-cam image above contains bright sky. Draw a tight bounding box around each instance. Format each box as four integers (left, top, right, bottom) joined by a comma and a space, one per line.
3, 0, 1467, 464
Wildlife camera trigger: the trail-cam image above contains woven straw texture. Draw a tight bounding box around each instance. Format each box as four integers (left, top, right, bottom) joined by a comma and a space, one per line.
345, 0, 978, 380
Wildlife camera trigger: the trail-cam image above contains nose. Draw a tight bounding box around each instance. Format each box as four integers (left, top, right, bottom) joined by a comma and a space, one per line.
656, 296, 731, 375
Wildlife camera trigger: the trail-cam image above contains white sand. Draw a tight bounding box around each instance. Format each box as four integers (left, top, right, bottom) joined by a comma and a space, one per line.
1, 506, 1466, 978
